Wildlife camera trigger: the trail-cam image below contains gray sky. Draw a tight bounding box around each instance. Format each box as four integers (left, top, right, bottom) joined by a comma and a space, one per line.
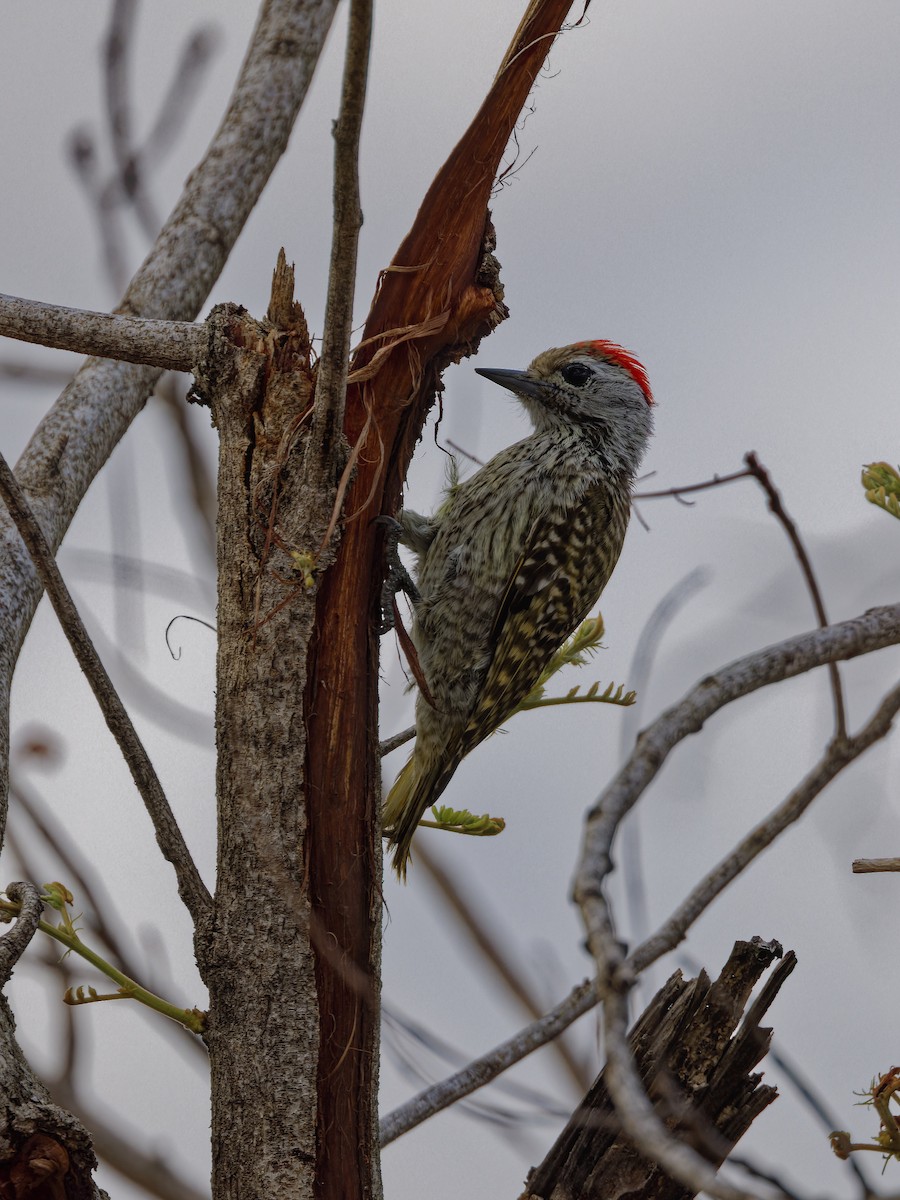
3, 3, 900, 1198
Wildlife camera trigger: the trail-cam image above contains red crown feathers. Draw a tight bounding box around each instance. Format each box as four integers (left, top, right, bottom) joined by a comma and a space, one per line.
577, 340, 654, 406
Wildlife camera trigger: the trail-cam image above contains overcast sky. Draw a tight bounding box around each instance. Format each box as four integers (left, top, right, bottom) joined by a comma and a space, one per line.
3, 4, 900, 1198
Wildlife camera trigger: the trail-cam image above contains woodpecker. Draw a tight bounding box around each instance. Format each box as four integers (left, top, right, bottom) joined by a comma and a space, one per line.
383, 340, 654, 878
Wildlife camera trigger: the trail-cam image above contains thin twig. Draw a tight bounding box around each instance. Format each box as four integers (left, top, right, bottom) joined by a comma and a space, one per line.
852, 857, 900, 873
138, 27, 220, 169
764, 1043, 876, 1197
415, 843, 591, 1093
379, 723, 415, 757
637, 454, 847, 740
0, 293, 203, 371
727, 1156, 817, 1200
103, 0, 161, 238
308, 0, 373, 467
379, 977, 597, 1146
67, 123, 130, 294
9, 773, 149, 985
381, 1001, 572, 1130
743, 451, 846, 740
445, 439, 485, 468
635, 467, 753, 500
0, 452, 211, 925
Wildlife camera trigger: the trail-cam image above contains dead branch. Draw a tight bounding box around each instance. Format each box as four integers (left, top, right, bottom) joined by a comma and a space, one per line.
742, 451, 846, 739
524, 939, 794, 1200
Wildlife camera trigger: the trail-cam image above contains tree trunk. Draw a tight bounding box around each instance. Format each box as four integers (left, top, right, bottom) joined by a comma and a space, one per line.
199, 295, 339, 1200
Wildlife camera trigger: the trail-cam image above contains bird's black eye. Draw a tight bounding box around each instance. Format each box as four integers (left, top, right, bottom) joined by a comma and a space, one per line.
560, 363, 592, 387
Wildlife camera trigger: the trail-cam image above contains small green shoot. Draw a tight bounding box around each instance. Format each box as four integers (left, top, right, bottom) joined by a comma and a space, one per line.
418, 806, 506, 837
862, 462, 900, 521
514, 615, 636, 713
2, 882, 206, 1035
290, 549, 318, 589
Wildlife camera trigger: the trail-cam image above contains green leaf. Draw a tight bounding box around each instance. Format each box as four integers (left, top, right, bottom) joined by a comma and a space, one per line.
517, 680, 636, 712
862, 462, 900, 521
418, 805, 506, 837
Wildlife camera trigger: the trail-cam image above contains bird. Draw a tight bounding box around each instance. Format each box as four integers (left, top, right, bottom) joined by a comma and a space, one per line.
382, 340, 654, 878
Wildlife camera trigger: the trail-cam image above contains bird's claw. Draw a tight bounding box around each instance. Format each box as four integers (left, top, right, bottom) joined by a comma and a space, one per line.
376, 515, 420, 634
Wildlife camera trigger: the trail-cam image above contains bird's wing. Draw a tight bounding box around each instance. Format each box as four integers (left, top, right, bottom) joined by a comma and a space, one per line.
460, 512, 588, 752
462, 481, 630, 754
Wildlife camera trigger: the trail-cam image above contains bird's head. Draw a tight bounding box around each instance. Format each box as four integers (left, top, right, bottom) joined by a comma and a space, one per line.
475, 340, 654, 476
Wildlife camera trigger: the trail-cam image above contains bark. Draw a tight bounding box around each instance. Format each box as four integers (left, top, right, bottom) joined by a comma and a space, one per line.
524, 939, 795, 1200
0, 886, 102, 1199
298, 6, 572, 1198
198, 296, 324, 1200
0, 995, 105, 1200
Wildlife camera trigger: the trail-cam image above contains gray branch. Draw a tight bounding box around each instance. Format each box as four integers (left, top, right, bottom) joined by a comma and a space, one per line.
574, 605, 900, 1199
0, 292, 203, 371
0, 882, 43, 985
379, 978, 597, 1146
584, 680, 900, 1199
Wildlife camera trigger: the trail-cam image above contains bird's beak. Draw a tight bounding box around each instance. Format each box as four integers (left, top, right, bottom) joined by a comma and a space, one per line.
474, 367, 545, 401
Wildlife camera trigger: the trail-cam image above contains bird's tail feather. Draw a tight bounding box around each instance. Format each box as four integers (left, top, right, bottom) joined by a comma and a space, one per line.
383, 750, 456, 881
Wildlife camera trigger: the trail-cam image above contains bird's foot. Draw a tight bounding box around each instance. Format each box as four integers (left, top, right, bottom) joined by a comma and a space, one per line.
376, 515, 420, 634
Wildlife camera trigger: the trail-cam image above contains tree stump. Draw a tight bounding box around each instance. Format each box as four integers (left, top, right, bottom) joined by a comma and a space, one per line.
524, 937, 796, 1200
